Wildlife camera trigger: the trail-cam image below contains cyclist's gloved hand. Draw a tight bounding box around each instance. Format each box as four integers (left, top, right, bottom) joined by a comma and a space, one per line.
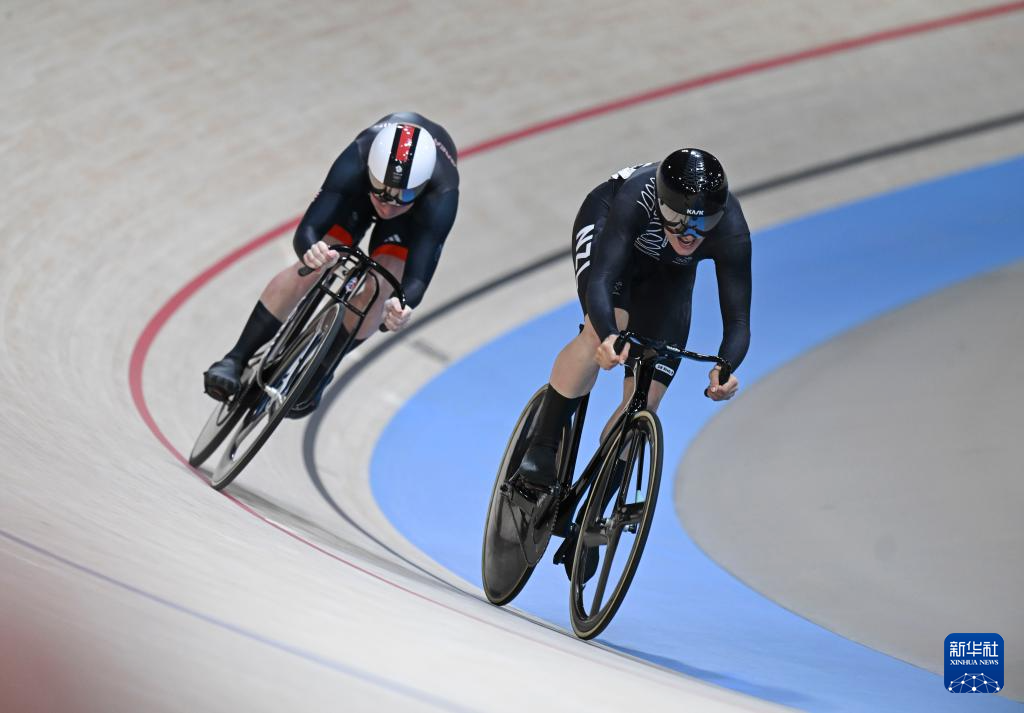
595, 333, 629, 370
301, 240, 340, 271
705, 365, 739, 401
383, 296, 412, 332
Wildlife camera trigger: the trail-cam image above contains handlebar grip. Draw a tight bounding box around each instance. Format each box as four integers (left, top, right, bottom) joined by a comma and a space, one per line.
717, 363, 732, 386
613, 334, 627, 354
298, 248, 341, 277
704, 361, 733, 400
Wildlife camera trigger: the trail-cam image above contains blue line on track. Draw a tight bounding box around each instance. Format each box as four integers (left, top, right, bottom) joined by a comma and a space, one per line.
0, 528, 478, 713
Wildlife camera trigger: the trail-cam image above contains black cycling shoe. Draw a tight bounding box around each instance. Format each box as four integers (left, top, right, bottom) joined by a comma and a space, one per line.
553, 524, 599, 582
203, 357, 243, 402
504, 443, 561, 524
513, 443, 558, 491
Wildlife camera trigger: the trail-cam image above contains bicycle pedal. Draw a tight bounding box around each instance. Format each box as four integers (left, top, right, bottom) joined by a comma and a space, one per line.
507, 481, 541, 513
510, 480, 561, 524
203, 385, 229, 402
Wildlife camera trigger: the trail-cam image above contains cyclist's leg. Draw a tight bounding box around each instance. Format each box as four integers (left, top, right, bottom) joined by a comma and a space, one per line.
260, 233, 353, 318
204, 299, 284, 399
516, 185, 620, 488
560, 274, 690, 577
204, 234, 353, 400
215, 232, 351, 367
343, 222, 409, 339
548, 315, 605, 397
591, 373, 668, 504
287, 227, 407, 418
598, 378, 669, 444
557, 372, 668, 580
553, 310, 633, 577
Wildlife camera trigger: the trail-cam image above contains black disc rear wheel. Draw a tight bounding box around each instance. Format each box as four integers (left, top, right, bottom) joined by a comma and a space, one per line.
482, 387, 569, 605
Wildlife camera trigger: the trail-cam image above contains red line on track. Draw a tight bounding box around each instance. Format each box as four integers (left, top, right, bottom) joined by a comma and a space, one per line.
458, 1, 1024, 158
128, 217, 299, 463
127, 1, 1024, 644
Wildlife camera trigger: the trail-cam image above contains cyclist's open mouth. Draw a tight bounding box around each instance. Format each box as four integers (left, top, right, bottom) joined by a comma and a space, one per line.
666, 230, 704, 256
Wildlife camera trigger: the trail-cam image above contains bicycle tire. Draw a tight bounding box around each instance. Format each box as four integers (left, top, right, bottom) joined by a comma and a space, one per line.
189, 276, 330, 467
259, 275, 328, 377
188, 382, 254, 467
569, 409, 662, 639
208, 301, 343, 490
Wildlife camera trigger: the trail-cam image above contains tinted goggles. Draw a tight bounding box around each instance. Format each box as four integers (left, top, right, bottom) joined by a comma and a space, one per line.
369, 175, 421, 205
658, 200, 723, 235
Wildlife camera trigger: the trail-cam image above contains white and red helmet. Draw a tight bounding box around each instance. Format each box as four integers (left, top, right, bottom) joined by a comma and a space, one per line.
367, 123, 437, 204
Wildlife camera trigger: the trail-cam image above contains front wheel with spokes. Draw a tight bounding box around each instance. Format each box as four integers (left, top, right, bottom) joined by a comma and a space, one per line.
208, 302, 343, 490
569, 409, 663, 640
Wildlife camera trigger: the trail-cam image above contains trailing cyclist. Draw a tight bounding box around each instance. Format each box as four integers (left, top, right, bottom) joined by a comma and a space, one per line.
203, 112, 460, 417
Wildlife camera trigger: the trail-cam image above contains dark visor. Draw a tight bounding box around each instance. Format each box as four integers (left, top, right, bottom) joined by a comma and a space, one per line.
369, 174, 422, 205
658, 200, 723, 234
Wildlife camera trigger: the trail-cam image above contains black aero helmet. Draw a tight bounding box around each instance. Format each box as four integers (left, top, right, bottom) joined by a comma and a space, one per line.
656, 148, 728, 232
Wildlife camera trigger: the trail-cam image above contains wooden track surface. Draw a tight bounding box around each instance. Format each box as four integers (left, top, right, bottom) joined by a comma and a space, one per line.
3, 2, 1022, 710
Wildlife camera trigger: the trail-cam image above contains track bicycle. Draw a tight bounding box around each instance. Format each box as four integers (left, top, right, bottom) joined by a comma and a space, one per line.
482, 331, 731, 639
188, 245, 404, 490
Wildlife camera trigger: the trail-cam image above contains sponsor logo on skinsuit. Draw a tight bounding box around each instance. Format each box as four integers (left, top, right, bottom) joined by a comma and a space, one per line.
574, 224, 594, 280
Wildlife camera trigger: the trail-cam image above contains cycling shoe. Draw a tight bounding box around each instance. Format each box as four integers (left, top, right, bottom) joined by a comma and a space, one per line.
203, 357, 243, 401
512, 443, 558, 490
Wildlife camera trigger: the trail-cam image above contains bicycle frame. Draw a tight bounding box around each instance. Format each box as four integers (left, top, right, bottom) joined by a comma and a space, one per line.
556, 381, 642, 526
556, 332, 731, 527
256, 246, 405, 390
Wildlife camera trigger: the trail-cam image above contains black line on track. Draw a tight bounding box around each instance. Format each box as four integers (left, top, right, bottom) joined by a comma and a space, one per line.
298, 108, 1024, 597
739, 109, 1024, 195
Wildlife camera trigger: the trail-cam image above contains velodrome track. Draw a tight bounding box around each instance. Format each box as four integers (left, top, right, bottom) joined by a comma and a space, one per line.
3, 2, 1023, 711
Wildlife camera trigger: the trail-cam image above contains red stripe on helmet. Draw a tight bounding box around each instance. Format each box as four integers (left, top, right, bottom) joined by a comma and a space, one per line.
394, 124, 416, 163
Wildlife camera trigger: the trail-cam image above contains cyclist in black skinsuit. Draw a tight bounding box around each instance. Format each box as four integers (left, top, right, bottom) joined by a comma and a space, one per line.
203, 112, 459, 417
516, 149, 752, 491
